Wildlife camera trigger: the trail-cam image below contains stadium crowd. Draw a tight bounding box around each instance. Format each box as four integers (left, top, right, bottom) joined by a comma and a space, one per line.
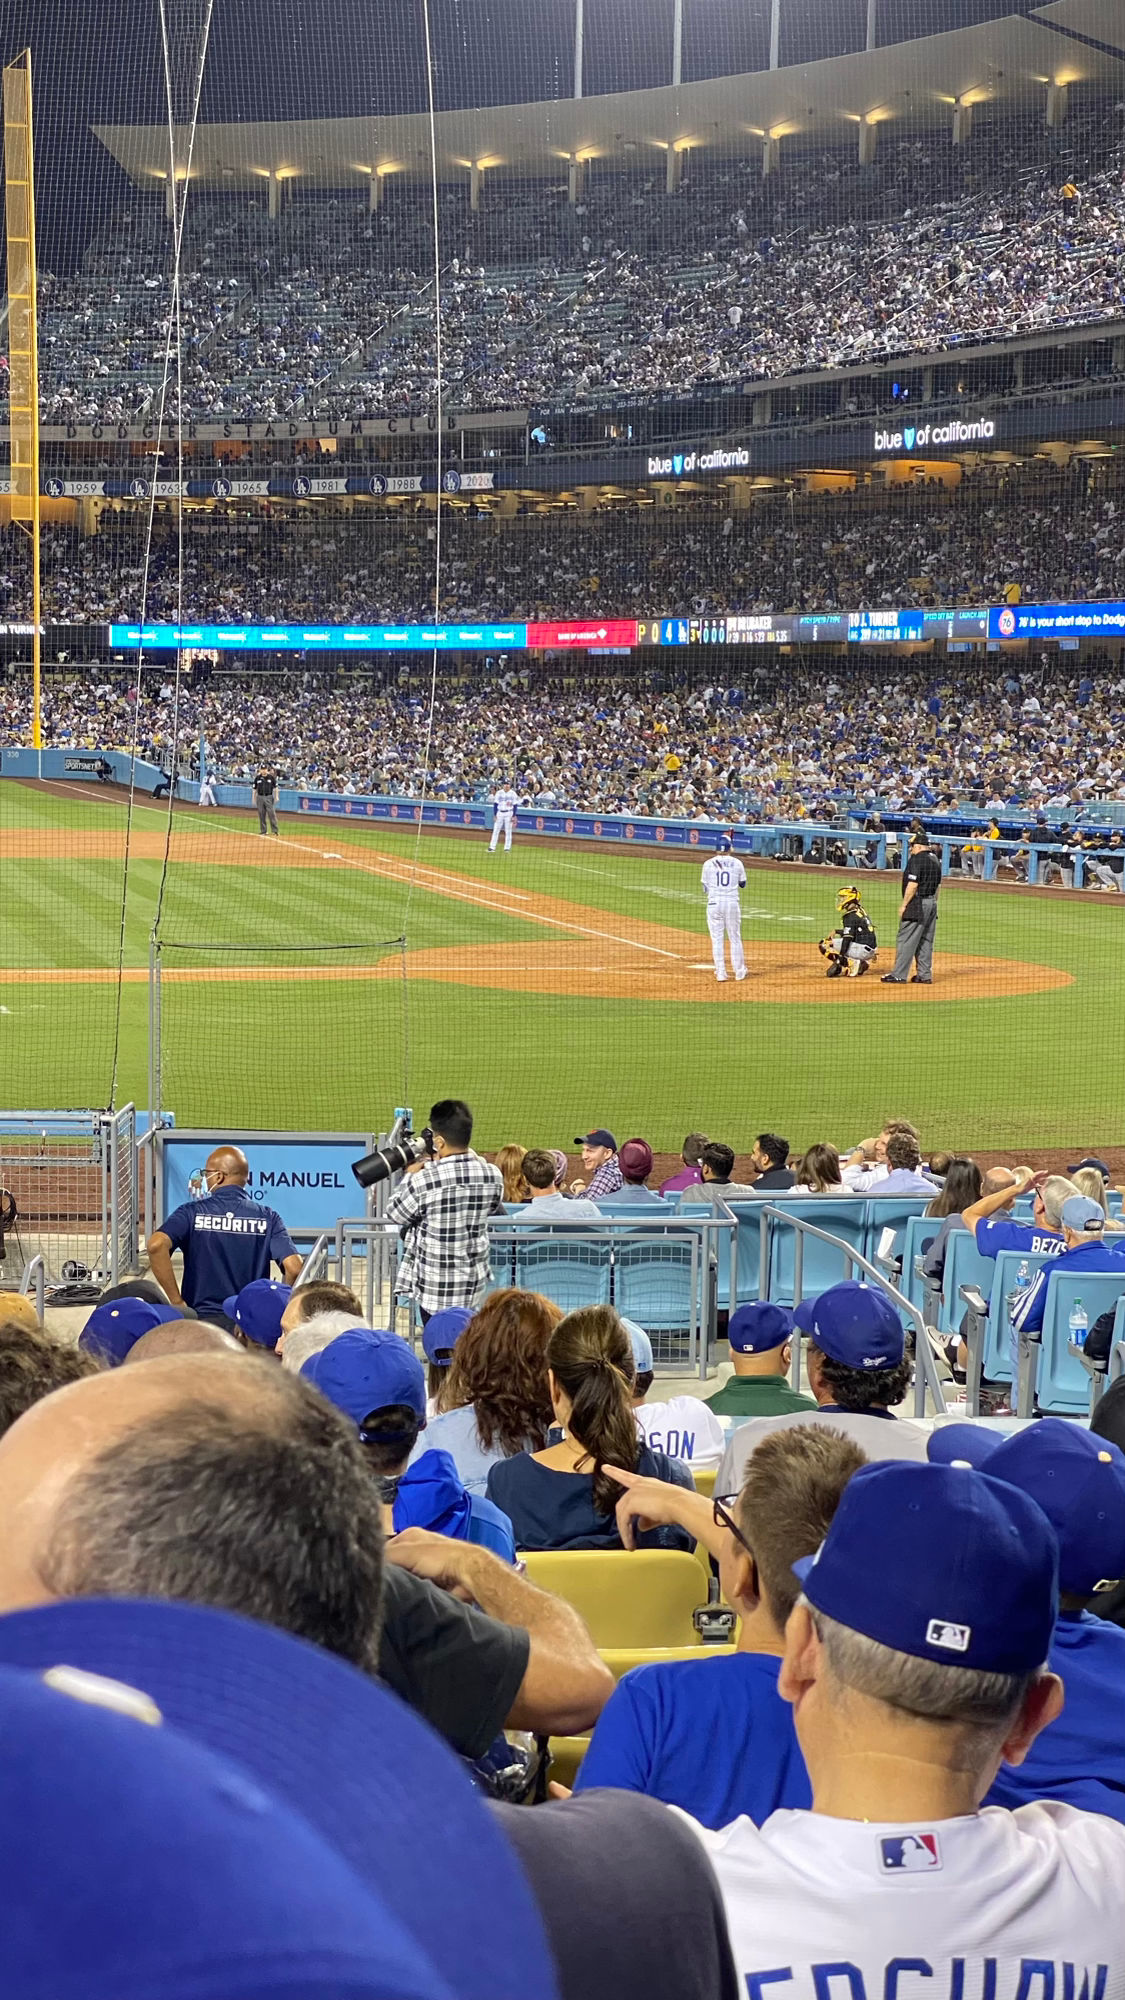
8, 100, 1125, 423
8, 652, 1125, 818
1, 1103, 1125, 1994
1, 474, 1123, 629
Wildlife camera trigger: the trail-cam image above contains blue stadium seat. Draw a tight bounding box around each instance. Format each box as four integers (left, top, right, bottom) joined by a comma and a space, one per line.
1029, 1267, 1125, 1416
513, 1237, 612, 1311
897, 1214, 941, 1313
613, 1238, 697, 1334
762, 1199, 870, 1306
863, 1198, 933, 1268
978, 1249, 1057, 1388
723, 1202, 766, 1307
935, 1227, 999, 1338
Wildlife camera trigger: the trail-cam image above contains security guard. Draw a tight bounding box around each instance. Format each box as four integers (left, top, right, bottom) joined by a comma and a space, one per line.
147, 1145, 302, 1324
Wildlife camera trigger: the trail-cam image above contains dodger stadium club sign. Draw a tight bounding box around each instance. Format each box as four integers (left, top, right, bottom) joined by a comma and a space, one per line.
874, 416, 997, 453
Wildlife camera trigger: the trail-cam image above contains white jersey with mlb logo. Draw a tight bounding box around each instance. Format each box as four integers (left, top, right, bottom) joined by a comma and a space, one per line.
490, 787, 519, 852
678, 1801, 1125, 2000
636, 1394, 727, 1470
701, 852, 747, 982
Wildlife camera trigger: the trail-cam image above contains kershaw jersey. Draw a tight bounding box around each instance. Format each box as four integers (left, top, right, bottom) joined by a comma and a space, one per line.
702, 855, 747, 903
681, 1801, 1125, 2000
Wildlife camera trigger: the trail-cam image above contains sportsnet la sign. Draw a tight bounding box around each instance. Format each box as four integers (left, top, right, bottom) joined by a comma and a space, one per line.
647, 445, 751, 478
874, 417, 997, 454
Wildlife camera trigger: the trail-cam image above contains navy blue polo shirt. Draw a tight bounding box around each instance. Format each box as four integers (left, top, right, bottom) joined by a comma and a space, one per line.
159, 1187, 297, 1318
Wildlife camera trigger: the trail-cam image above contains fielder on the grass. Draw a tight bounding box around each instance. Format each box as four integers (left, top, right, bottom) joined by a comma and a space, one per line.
701, 833, 747, 983
489, 785, 519, 853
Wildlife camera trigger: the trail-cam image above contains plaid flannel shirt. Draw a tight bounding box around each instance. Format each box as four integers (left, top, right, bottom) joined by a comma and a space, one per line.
386, 1150, 504, 1313
586, 1156, 623, 1200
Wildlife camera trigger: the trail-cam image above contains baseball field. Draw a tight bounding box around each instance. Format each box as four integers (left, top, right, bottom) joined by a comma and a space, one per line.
1, 777, 1120, 1155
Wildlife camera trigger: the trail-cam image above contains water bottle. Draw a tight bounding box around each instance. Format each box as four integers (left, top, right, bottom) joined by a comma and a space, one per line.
1069, 1298, 1089, 1350
1008, 1259, 1032, 1316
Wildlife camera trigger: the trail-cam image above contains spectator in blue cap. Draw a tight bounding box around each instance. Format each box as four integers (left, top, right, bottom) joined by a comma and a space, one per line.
421, 1303, 473, 1415
1009, 1195, 1125, 1357
716, 1281, 928, 1498
625, 1316, 727, 1470
0, 1654, 477, 2000
577, 1423, 864, 1825
971, 1420, 1125, 1824
222, 1278, 292, 1355
683, 1459, 1125, 1990
707, 1302, 817, 1420
302, 1330, 515, 1561
78, 1294, 182, 1367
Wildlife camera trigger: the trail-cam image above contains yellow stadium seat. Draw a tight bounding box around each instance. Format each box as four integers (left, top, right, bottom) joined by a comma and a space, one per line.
692, 1466, 717, 1498
520, 1548, 709, 1649
546, 1735, 590, 1788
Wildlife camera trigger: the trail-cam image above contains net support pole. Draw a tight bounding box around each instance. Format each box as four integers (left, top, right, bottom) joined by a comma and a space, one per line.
573, 0, 584, 99
769, 0, 781, 70
3, 51, 42, 751
672, 0, 683, 86
865, 0, 877, 52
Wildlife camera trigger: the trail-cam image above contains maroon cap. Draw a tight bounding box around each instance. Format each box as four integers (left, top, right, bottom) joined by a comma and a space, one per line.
619, 1138, 654, 1184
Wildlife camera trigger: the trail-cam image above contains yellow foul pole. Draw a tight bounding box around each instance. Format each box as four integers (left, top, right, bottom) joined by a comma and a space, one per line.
4, 51, 41, 749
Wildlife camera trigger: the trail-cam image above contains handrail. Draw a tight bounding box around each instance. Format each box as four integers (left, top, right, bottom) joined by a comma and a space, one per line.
758, 1204, 947, 1419
298, 1232, 332, 1288
19, 1253, 45, 1320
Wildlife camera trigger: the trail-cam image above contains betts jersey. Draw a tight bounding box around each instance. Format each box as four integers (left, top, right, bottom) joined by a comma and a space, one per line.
159, 1186, 297, 1317
682, 1801, 1125, 2000
702, 855, 747, 903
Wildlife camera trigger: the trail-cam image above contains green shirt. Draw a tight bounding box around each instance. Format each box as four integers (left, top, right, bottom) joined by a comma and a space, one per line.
706, 1376, 818, 1418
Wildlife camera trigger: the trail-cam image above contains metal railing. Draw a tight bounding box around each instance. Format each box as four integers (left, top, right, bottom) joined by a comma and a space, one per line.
17, 1252, 45, 1319
757, 1205, 947, 1419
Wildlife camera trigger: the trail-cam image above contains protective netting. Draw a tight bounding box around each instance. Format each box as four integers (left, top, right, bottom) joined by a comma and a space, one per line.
2, 0, 1125, 1161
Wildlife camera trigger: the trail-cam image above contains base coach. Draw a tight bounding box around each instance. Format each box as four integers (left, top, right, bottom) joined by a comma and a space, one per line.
883, 830, 941, 985
147, 1145, 303, 1325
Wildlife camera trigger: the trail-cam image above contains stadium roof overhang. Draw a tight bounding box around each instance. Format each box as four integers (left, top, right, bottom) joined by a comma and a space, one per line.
94, 0, 1125, 193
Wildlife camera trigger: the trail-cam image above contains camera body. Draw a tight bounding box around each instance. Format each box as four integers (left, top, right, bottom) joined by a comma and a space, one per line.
352, 1116, 435, 1190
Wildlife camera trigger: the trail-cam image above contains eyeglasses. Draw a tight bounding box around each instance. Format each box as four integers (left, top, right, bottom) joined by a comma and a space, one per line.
713, 1495, 754, 1557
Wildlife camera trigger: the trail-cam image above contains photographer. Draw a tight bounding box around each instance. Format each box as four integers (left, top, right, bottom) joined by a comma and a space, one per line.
385, 1100, 503, 1325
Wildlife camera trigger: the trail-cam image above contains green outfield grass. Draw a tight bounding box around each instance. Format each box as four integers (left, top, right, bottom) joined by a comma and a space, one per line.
2, 779, 1122, 1152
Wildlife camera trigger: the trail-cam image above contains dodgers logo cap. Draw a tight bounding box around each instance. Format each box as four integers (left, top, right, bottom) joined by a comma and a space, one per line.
575, 1127, 617, 1150
793, 1461, 1058, 1674
302, 1328, 426, 1429
728, 1301, 793, 1354
421, 1305, 473, 1366
221, 1278, 292, 1347
985, 1418, 1125, 1597
619, 1316, 654, 1373
0, 1598, 556, 2000
792, 1280, 904, 1370
78, 1296, 182, 1366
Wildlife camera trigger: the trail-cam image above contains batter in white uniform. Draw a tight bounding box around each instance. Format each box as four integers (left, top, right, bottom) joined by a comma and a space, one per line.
489, 786, 519, 853
701, 834, 747, 982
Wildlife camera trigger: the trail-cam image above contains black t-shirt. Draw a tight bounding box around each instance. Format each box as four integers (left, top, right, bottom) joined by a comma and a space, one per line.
378, 1565, 530, 1760
495, 1791, 739, 2000
903, 849, 942, 900
254, 770, 276, 799
752, 1167, 796, 1190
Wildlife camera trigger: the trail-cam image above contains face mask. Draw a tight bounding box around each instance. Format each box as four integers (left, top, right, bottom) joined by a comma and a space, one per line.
189, 1170, 217, 1199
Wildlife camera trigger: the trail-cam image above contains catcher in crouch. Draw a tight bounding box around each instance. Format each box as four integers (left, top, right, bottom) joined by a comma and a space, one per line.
819, 885, 878, 979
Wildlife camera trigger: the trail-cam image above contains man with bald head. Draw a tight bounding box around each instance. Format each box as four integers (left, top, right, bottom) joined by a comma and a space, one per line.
147, 1144, 302, 1325
122, 1320, 243, 1364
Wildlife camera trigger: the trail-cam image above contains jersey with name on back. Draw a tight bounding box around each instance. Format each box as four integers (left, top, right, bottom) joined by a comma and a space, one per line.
636, 1396, 727, 1469
681, 1800, 1125, 2000
702, 856, 747, 902
159, 1186, 297, 1317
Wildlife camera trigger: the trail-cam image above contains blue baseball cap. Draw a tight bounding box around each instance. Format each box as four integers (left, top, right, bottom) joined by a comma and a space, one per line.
575, 1127, 616, 1150
728, 1301, 793, 1354
793, 1281, 904, 1370
0, 1598, 556, 2000
927, 1422, 1004, 1471
985, 1419, 1125, 1596
79, 1296, 181, 1366
620, 1316, 654, 1373
794, 1461, 1058, 1673
421, 1305, 473, 1366
1060, 1195, 1105, 1234
302, 1329, 426, 1430
221, 1279, 292, 1347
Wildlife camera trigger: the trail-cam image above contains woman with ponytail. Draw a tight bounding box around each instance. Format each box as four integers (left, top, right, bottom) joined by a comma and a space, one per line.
486, 1305, 695, 1551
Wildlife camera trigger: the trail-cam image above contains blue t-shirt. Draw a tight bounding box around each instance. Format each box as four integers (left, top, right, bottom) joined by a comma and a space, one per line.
575, 1651, 810, 1829
1010, 1238, 1125, 1336
159, 1187, 297, 1318
973, 1217, 1066, 1262
985, 1612, 1125, 1824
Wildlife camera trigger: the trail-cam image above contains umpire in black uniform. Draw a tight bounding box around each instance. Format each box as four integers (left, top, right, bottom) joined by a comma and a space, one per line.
882, 830, 942, 984
254, 765, 279, 837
